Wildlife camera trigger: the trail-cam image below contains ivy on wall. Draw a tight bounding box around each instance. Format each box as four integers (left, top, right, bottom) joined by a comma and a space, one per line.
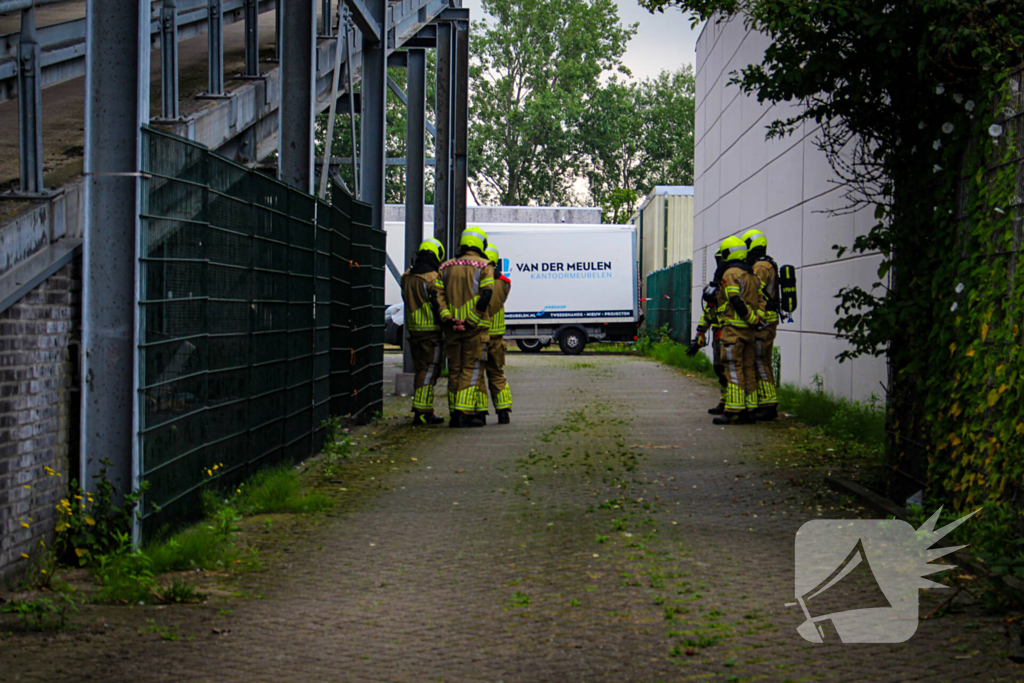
639, 0, 1024, 561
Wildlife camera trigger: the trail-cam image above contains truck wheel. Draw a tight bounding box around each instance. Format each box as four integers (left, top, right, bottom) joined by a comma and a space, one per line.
559, 328, 586, 355
516, 339, 545, 353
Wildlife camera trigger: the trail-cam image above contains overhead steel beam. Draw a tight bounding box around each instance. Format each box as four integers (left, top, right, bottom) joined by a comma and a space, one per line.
0, 0, 64, 13
324, 157, 436, 166
0, 0, 278, 103
438, 6, 470, 21
82, 0, 149, 524
344, 0, 381, 44
278, 0, 316, 192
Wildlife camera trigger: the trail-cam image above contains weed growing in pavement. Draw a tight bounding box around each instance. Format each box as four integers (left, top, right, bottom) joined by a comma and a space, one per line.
506, 591, 531, 609
229, 467, 332, 515
142, 619, 193, 642
144, 522, 240, 574
92, 534, 158, 604
156, 578, 204, 604
0, 593, 79, 630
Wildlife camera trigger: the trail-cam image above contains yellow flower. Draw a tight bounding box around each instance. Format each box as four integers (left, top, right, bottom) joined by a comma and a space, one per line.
20, 521, 30, 529
40, 570, 46, 574
84, 515, 96, 526
20, 553, 29, 559
74, 495, 83, 500
22, 485, 30, 490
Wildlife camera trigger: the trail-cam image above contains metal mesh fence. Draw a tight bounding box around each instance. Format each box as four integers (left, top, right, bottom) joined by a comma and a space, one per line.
138, 128, 384, 536
645, 260, 692, 343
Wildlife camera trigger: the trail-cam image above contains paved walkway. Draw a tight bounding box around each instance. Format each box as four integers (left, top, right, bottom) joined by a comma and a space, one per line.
2, 353, 1019, 682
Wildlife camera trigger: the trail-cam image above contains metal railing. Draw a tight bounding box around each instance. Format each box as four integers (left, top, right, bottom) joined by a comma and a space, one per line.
137, 127, 383, 535
645, 260, 692, 343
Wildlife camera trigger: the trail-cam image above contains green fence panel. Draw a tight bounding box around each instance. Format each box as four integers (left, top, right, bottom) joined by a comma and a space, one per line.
645, 260, 692, 343
138, 128, 384, 536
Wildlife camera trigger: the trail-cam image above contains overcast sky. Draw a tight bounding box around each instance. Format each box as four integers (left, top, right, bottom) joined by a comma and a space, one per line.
462, 0, 703, 81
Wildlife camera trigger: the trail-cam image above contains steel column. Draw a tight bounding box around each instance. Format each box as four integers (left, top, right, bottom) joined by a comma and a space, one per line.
278, 0, 316, 191
16, 8, 43, 194
160, 0, 179, 118
360, 0, 387, 231
274, 0, 282, 61
403, 48, 427, 374
82, 0, 149, 524
244, 0, 259, 76
345, 9, 359, 195
207, 0, 224, 94
321, 0, 333, 35
452, 20, 469, 247
433, 20, 453, 255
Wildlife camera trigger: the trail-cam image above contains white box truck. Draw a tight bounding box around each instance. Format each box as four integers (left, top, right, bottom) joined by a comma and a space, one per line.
384, 222, 640, 354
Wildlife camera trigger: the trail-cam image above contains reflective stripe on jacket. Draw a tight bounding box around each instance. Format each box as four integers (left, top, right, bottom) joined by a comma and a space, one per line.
752, 259, 780, 324
721, 265, 763, 328
401, 270, 440, 332
485, 276, 511, 335
435, 255, 495, 327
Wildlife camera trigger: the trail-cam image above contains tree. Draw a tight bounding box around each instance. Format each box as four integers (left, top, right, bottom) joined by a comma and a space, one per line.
637, 0, 1024, 557
580, 66, 696, 222
469, 0, 636, 206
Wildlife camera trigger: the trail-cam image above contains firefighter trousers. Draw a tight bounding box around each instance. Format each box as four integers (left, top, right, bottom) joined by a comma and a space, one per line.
754, 324, 778, 408
475, 335, 512, 413
409, 331, 444, 414
711, 329, 727, 405
446, 326, 488, 413
719, 326, 757, 414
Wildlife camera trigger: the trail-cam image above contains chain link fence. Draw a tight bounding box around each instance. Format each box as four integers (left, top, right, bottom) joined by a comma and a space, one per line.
138, 128, 384, 536
645, 260, 692, 343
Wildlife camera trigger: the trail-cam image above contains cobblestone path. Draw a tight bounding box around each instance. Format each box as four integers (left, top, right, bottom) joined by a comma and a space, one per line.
2, 354, 1019, 682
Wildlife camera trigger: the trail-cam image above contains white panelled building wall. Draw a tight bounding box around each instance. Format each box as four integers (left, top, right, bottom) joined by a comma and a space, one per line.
692, 16, 887, 401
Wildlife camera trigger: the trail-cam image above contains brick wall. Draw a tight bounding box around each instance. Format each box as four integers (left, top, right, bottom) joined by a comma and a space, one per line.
0, 259, 81, 585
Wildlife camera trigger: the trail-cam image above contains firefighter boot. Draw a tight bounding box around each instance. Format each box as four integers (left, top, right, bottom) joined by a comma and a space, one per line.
497, 410, 511, 425
413, 412, 445, 427
754, 405, 778, 422
707, 403, 726, 415
712, 410, 756, 426
736, 409, 757, 425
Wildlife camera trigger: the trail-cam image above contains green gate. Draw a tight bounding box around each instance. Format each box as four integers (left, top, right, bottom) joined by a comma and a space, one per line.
645, 260, 692, 343
137, 128, 384, 535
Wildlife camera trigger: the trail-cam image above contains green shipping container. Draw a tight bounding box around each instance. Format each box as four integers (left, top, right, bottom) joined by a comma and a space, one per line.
645, 261, 692, 343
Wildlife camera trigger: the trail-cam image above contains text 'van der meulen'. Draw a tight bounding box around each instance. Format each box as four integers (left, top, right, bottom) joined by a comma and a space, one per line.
515, 261, 613, 273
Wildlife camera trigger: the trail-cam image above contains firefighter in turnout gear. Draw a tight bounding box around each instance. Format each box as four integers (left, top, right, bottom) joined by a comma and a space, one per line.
473, 244, 513, 424
743, 228, 780, 421
401, 238, 447, 426
713, 235, 766, 425
435, 228, 495, 428
688, 249, 729, 414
